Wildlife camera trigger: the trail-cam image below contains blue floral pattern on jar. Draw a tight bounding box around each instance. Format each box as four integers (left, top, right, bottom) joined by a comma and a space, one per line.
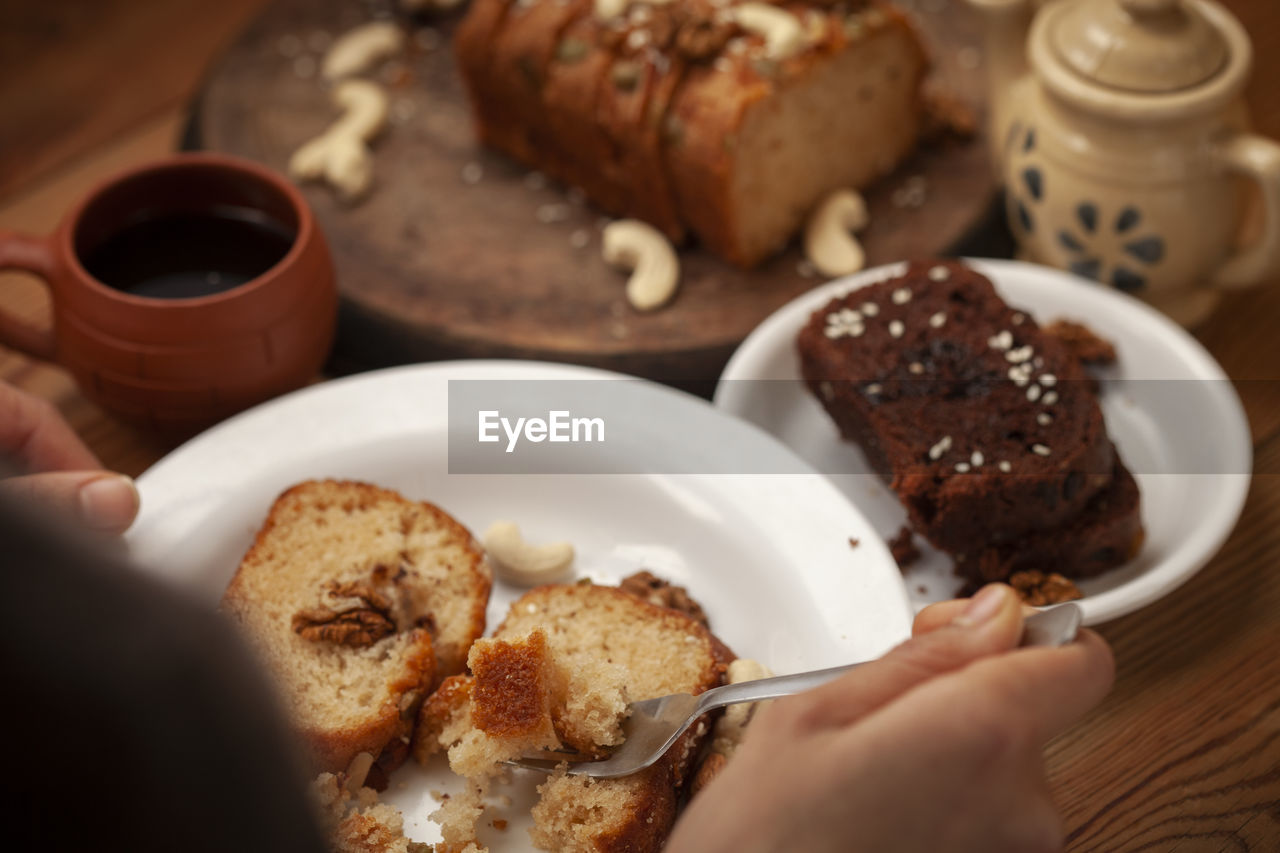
1006, 125, 1166, 293
1055, 204, 1165, 292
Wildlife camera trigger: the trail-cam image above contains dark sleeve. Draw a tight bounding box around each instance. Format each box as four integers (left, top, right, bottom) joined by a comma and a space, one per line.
0, 495, 329, 853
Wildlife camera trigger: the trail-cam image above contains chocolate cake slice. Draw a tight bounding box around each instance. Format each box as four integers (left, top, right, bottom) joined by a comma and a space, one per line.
962, 454, 1143, 585
797, 260, 1141, 581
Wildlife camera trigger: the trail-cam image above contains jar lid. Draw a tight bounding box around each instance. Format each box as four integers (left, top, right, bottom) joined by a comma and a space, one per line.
1049, 0, 1228, 93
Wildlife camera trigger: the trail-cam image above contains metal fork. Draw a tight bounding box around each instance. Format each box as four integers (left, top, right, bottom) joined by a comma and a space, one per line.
509, 603, 1083, 779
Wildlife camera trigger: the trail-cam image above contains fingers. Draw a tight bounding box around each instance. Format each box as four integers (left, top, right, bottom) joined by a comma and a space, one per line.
0, 384, 100, 472
873, 627, 1114, 755
777, 585, 1025, 730
954, 628, 1115, 743
0, 471, 140, 534
913, 598, 970, 635
914, 598, 1041, 637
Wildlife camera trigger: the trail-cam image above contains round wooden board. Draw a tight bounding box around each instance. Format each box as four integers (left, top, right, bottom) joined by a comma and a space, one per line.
197, 0, 996, 386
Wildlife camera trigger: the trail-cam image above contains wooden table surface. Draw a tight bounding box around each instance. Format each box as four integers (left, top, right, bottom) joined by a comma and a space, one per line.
2, 1, 1278, 849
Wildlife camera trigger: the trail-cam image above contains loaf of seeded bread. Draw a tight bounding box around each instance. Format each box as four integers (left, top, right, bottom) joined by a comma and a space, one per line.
415, 582, 734, 853
222, 480, 491, 785
455, 0, 927, 267
796, 261, 1143, 583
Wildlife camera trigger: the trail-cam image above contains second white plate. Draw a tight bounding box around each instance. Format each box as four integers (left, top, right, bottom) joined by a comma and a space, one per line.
714, 259, 1252, 624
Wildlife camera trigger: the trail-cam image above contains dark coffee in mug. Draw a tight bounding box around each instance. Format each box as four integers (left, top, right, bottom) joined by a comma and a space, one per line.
0, 152, 337, 431
81, 205, 295, 300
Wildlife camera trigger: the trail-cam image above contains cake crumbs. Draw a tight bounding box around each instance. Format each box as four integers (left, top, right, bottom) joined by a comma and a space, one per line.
888, 526, 920, 570
1043, 319, 1117, 366
848, 537, 860, 549
1009, 570, 1083, 606
920, 88, 977, 145
492, 819, 509, 831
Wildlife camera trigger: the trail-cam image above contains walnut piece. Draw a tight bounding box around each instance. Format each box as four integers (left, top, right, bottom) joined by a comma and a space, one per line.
888, 525, 920, 570
618, 570, 709, 628
1009, 570, 1083, 607
1043, 319, 1117, 366
293, 580, 397, 648
675, 15, 736, 61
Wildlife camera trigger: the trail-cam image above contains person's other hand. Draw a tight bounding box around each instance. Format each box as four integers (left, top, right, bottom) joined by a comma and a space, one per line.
0, 383, 138, 534
666, 584, 1114, 853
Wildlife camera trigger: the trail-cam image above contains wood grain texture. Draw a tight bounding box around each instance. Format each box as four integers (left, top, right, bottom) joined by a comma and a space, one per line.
1048, 436, 1280, 852
0, 0, 268, 198
196, 0, 996, 382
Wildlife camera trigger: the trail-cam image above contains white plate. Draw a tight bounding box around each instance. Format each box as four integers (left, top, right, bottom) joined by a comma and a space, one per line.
714, 259, 1252, 625
125, 359, 912, 849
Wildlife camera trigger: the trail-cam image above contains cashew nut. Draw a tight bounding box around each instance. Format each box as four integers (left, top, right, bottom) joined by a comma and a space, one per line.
483, 521, 575, 586
711, 658, 773, 756
803, 189, 870, 277
288, 79, 389, 203
602, 219, 681, 312
344, 752, 374, 794
594, 0, 628, 18
730, 3, 805, 61
322, 21, 406, 81
593, 0, 673, 19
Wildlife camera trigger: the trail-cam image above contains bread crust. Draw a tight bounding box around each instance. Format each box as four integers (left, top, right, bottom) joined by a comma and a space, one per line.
665, 2, 928, 265
222, 480, 490, 779
454, 0, 927, 266
511, 584, 733, 853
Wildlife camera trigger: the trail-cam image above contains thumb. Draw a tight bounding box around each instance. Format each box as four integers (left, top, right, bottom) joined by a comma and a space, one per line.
0, 471, 140, 534
788, 584, 1024, 730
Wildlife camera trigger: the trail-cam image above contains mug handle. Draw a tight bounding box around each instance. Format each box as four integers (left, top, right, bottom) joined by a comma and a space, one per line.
0, 230, 57, 360
1212, 134, 1280, 290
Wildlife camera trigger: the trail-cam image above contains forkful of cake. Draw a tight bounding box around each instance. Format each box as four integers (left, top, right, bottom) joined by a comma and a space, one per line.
509, 602, 1083, 779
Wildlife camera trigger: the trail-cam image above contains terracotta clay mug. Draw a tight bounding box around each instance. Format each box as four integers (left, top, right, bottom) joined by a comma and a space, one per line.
0, 153, 337, 432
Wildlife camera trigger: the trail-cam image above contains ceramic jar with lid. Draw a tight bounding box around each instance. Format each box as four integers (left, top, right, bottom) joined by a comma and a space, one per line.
968, 0, 1280, 326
